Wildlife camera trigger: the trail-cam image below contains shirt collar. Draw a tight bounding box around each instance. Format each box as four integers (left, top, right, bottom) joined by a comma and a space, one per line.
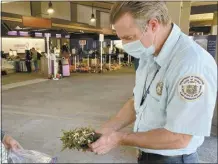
154, 23, 181, 68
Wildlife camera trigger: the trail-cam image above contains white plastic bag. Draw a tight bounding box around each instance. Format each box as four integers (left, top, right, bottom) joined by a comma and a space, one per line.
7, 149, 57, 163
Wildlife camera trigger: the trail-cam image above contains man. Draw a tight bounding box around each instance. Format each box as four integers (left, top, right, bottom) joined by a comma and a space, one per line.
25, 50, 32, 73
90, 2, 217, 163
31, 47, 38, 72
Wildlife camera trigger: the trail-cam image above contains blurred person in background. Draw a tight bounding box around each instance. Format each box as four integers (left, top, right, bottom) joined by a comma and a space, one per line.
25, 50, 32, 73
31, 47, 38, 72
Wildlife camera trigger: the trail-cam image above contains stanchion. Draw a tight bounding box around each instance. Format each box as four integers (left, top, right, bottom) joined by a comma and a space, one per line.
74, 55, 76, 71
119, 54, 121, 65
88, 54, 89, 67
100, 41, 103, 72
109, 54, 111, 70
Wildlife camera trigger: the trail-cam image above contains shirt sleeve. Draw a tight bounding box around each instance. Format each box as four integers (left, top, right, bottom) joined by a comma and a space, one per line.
1, 129, 5, 141
164, 62, 217, 136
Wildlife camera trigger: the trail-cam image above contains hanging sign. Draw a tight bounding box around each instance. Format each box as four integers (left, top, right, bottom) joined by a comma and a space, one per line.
99, 34, 104, 42
79, 40, 86, 46
207, 35, 217, 58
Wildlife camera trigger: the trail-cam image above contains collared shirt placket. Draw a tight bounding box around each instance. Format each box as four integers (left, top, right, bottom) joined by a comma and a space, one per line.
135, 61, 158, 132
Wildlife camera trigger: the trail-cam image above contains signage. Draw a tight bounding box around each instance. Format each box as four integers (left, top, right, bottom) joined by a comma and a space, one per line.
56, 34, 62, 38
99, 34, 104, 42
2, 37, 45, 53
207, 35, 217, 58
35, 32, 43, 37
79, 40, 86, 46
19, 31, 29, 37
44, 33, 51, 37
193, 35, 217, 58
7, 31, 17, 36
22, 16, 52, 29
65, 35, 70, 39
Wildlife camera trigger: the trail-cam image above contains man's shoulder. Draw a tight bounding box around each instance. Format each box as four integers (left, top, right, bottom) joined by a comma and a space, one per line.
172, 33, 216, 68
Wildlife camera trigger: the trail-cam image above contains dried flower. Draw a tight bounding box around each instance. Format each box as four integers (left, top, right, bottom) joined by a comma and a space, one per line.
60, 127, 101, 151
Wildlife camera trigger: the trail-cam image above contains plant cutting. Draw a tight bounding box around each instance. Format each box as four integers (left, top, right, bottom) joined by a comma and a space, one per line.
60, 127, 101, 151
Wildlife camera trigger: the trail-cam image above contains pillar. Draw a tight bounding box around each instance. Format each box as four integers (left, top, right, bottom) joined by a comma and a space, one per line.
166, 1, 191, 35
180, 2, 191, 35
70, 2, 77, 22
30, 1, 42, 17
211, 11, 217, 35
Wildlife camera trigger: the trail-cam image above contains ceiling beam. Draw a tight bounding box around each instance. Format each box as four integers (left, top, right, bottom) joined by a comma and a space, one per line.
72, 1, 113, 10
191, 1, 218, 6
190, 20, 213, 27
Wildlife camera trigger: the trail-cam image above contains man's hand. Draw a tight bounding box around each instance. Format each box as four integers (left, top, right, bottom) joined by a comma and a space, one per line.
3, 135, 22, 150
90, 131, 126, 155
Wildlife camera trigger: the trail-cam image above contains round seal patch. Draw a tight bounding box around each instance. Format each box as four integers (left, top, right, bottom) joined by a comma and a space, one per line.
178, 76, 205, 100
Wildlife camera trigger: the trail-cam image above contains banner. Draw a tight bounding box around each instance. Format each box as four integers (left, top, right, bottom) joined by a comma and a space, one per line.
2, 37, 45, 53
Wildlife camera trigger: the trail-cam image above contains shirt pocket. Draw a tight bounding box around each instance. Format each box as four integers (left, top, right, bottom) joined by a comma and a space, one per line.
147, 84, 167, 112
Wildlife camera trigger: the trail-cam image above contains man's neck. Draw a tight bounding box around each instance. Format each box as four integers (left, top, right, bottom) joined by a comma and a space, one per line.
154, 23, 173, 56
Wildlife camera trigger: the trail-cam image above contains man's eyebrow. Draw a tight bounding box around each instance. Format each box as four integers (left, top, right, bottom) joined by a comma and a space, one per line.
120, 35, 134, 39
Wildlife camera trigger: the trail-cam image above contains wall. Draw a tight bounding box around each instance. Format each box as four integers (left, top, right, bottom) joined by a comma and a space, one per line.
77, 4, 96, 26
100, 12, 110, 28
2, 37, 45, 53
2, 2, 31, 16
41, 1, 71, 21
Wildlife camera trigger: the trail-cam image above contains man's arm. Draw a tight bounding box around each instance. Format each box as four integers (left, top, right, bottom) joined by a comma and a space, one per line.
121, 128, 192, 149
98, 98, 136, 134
90, 128, 192, 154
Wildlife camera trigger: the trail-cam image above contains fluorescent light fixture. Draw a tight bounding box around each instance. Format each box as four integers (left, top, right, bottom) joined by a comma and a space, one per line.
19, 31, 29, 36
35, 32, 43, 37
8, 31, 17, 36
56, 34, 61, 38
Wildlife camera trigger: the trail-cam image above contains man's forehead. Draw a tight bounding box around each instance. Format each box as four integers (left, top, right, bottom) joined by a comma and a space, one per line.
114, 13, 138, 38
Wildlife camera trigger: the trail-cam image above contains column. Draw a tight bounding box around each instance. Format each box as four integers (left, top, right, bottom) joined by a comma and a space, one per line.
211, 11, 217, 35
166, 1, 191, 35
180, 2, 191, 34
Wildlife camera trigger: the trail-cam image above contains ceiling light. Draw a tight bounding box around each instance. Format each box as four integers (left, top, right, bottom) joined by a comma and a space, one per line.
90, 4, 96, 22
47, 1, 54, 14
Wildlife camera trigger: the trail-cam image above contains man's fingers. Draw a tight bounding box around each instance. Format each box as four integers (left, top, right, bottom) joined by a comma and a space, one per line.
91, 138, 104, 149
93, 146, 106, 155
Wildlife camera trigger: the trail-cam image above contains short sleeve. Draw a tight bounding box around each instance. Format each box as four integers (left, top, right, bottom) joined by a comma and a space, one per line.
164, 62, 217, 136
1, 129, 5, 141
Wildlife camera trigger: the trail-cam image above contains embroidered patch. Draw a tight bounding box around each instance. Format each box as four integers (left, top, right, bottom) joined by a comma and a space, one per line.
156, 82, 164, 96
178, 76, 205, 100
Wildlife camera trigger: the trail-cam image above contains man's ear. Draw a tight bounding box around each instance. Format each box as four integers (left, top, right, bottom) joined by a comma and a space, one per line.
148, 19, 159, 32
